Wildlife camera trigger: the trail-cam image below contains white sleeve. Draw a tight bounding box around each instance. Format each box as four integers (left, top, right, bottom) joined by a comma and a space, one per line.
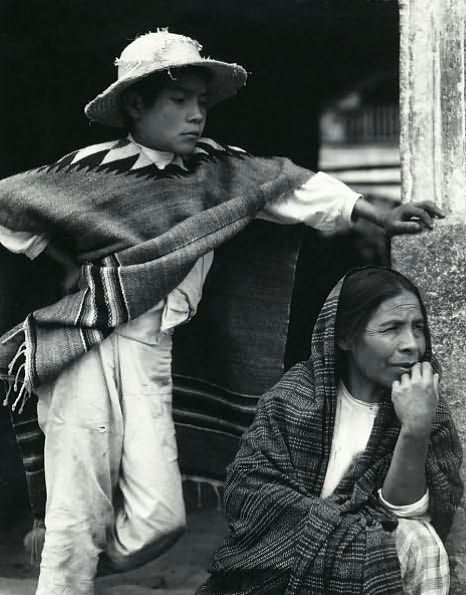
0, 224, 50, 260
378, 488, 430, 519
258, 171, 361, 234
161, 252, 214, 333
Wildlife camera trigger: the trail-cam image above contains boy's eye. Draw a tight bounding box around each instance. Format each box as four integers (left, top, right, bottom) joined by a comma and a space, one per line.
171, 96, 185, 103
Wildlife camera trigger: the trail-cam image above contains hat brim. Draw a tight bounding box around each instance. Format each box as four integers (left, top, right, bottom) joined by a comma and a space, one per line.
84, 59, 247, 128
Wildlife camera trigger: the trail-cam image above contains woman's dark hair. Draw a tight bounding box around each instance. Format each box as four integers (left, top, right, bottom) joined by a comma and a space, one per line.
335, 266, 427, 347
120, 66, 212, 128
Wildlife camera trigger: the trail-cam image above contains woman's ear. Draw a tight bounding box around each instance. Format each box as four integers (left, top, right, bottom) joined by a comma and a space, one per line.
336, 337, 352, 352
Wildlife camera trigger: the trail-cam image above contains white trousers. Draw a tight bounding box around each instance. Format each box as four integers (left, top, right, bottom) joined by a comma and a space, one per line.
35, 330, 186, 595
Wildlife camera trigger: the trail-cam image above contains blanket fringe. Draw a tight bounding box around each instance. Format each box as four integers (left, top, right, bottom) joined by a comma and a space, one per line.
182, 474, 224, 511
23, 518, 46, 567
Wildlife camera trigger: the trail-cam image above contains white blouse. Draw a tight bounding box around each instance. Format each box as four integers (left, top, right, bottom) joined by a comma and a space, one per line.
321, 382, 429, 519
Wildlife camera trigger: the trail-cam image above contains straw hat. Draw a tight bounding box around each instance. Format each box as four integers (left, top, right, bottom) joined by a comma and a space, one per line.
84, 30, 248, 128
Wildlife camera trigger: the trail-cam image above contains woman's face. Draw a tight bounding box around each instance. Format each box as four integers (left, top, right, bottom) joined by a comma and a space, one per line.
343, 290, 427, 391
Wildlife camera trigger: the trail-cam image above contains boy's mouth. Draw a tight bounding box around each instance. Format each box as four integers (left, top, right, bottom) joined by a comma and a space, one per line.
181, 131, 201, 139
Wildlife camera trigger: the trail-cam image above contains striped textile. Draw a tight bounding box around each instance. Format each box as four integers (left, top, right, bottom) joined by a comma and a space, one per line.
395, 519, 450, 595
0, 137, 310, 399
8, 393, 45, 519
0, 137, 310, 520
172, 220, 303, 482
199, 272, 463, 595
4, 219, 304, 526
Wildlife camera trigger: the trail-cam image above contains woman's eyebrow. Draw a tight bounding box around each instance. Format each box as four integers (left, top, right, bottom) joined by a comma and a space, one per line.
375, 319, 401, 327
378, 316, 425, 326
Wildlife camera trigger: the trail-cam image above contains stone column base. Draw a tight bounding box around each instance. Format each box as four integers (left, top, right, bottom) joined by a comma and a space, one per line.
392, 218, 466, 593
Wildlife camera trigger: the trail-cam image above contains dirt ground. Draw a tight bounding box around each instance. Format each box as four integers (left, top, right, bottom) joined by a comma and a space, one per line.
0, 483, 227, 595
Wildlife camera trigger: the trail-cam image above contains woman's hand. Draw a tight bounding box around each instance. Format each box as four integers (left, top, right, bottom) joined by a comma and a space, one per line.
382, 362, 437, 505
391, 361, 439, 438
382, 200, 444, 236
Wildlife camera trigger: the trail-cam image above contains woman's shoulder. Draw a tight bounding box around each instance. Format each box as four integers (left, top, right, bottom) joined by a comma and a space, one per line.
261, 360, 318, 414
194, 137, 249, 156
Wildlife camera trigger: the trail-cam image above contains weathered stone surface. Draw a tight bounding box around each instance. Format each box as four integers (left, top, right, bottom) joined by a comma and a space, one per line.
392, 221, 466, 592
398, 0, 466, 220
397, 1, 466, 591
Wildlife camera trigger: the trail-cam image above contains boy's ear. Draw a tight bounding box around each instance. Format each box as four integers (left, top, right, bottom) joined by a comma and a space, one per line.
121, 90, 144, 120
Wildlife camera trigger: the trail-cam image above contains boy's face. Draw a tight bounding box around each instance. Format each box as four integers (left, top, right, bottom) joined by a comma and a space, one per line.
130, 70, 208, 155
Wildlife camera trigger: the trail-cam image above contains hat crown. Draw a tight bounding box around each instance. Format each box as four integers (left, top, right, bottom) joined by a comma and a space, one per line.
115, 31, 204, 79
85, 29, 247, 127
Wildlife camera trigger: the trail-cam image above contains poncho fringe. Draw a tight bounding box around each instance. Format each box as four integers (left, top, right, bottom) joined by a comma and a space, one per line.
0, 137, 311, 409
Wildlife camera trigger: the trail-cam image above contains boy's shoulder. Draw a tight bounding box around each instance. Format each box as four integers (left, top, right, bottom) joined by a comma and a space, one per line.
194, 137, 249, 158
52, 138, 137, 170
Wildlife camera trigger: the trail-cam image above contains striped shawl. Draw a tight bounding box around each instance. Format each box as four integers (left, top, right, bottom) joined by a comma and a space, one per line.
199, 277, 463, 594
0, 137, 310, 402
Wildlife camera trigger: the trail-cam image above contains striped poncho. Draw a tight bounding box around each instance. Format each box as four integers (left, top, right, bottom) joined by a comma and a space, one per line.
0, 137, 310, 520
0, 137, 310, 403
199, 276, 463, 594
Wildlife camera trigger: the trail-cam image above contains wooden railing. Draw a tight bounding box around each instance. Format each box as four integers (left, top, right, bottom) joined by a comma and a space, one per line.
325, 105, 400, 143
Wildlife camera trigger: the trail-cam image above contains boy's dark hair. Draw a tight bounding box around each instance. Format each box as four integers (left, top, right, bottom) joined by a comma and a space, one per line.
120, 66, 211, 129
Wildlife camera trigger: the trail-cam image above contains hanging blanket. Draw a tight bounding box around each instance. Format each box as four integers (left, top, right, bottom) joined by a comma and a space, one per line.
199, 276, 463, 594
0, 137, 311, 403
172, 220, 305, 486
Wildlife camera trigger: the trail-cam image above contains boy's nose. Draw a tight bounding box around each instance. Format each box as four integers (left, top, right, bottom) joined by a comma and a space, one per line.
187, 101, 205, 123
189, 109, 203, 123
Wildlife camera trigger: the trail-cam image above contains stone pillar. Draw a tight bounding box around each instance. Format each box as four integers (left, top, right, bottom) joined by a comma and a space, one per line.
394, 1, 466, 591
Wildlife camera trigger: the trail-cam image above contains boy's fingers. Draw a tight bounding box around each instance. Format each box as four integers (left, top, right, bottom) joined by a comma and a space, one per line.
401, 205, 434, 228
412, 200, 445, 219
391, 221, 422, 235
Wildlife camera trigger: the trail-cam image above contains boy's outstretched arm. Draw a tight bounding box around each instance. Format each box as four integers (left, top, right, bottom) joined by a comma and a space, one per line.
351, 198, 445, 236
259, 171, 444, 236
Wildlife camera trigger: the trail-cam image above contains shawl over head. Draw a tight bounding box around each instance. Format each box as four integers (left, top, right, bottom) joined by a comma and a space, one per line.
0, 137, 310, 406
200, 271, 463, 595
